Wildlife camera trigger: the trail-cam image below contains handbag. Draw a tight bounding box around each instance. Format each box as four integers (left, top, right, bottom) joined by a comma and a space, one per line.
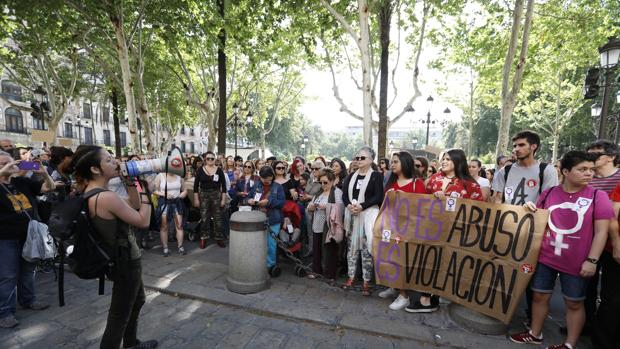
1, 183, 56, 262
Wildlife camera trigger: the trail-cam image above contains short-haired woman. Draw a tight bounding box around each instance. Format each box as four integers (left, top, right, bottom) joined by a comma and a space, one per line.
342, 146, 385, 296
307, 168, 344, 281
248, 166, 285, 277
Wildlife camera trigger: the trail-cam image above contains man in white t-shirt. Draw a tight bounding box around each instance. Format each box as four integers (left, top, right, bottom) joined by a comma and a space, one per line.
469, 159, 490, 201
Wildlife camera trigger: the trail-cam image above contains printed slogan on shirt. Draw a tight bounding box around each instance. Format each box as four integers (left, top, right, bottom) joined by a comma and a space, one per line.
372, 191, 548, 323
7, 193, 33, 212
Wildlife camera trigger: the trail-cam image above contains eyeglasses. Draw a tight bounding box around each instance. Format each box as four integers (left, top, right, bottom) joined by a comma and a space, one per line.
205, 157, 215, 161
275, 167, 286, 170
355, 156, 367, 161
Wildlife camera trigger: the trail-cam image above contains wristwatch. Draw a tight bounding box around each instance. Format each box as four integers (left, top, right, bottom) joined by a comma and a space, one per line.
586, 257, 598, 264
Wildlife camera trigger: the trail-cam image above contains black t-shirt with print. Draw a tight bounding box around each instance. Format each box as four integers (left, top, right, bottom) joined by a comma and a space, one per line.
0, 177, 42, 240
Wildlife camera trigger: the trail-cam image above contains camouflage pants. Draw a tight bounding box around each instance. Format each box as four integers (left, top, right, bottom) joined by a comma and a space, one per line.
347, 237, 373, 282
199, 189, 224, 241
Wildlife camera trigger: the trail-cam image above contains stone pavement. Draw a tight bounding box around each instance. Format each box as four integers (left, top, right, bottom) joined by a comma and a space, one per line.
0, 239, 594, 348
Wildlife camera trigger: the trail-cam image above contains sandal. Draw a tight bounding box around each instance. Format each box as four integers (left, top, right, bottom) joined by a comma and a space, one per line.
342, 278, 354, 290
362, 281, 371, 296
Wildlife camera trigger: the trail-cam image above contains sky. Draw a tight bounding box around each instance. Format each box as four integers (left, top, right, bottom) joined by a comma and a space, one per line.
299, 4, 480, 135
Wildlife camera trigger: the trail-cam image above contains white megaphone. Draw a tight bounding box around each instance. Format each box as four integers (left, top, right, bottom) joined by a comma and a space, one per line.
120, 147, 186, 178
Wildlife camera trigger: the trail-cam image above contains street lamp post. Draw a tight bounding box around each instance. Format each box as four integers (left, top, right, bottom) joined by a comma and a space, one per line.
76, 116, 82, 144
137, 118, 143, 153
594, 37, 620, 139
420, 96, 451, 146
31, 85, 49, 130
232, 103, 253, 157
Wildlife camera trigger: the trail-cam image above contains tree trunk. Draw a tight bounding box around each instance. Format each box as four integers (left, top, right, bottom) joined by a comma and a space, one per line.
358, 0, 373, 146
495, 0, 535, 158
217, 0, 227, 156
378, 0, 392, 158
467, 70, 475, 157
136, 78, 154, 154
111, 87, 122, 157
110, 9, 139, 154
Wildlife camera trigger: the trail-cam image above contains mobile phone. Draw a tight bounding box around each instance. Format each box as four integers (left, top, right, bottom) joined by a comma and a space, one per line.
18, 161, 40, 171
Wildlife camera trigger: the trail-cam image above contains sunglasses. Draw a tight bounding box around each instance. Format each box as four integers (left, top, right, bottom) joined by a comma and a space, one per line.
320, 181, 330, 185
590, 152, 612, 159
415, 164, 421, 168
205, 157, 215, 161
275, 167, 286, 170
355, 156, 367, 161
311, 167, 321, 171
244, 165, 253, 169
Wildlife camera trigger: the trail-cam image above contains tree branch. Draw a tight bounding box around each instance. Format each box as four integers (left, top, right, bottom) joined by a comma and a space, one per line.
317, 0, 362, 51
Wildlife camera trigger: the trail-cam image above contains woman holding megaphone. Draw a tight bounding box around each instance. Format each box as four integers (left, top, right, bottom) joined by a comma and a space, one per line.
73, 146, 156, 349
194, 151, 227, 248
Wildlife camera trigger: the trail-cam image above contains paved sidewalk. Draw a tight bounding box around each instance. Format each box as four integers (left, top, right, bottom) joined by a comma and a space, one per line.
0, 239, 594, 348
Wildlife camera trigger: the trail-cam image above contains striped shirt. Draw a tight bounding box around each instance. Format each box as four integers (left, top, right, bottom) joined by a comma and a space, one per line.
591, 168, 620, 194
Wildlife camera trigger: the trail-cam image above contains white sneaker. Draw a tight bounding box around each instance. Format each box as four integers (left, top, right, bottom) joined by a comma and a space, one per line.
389, 295, 410, 310
378, 287, 398, 299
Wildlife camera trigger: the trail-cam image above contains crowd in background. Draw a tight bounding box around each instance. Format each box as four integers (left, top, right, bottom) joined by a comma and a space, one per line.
0, 129, 619, 349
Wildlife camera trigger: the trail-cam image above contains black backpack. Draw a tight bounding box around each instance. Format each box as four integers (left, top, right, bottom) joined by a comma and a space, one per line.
48, 188, 115, 306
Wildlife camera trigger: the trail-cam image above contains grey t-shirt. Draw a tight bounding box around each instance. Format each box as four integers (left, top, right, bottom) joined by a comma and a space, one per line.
491, 161, 558, 205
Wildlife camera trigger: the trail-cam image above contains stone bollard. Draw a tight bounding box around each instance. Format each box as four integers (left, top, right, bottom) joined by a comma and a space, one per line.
227, 211, 268, 294
448, 303, 507, 335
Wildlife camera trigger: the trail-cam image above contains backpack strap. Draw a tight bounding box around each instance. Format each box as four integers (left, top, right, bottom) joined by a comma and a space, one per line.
501, 165, 513, 204
538, 163, 548, 195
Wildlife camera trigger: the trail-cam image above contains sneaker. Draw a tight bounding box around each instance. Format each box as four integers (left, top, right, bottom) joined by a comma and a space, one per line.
546, 344, 573, 349
378, 287, 398, 299
0, 315, 19, 328
21, 301, 49, 310
178, 246, 186, 255
405, 301, 438, 313
268, 265, 281, 278
162, 248, 170, 257
124, 339, 158, 349
389, 295, 410, 310
509, 330, 543, 345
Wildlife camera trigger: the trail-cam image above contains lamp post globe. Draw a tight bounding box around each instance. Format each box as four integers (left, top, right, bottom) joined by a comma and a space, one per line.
599, 37, 620, 68
591, 103, 602, 117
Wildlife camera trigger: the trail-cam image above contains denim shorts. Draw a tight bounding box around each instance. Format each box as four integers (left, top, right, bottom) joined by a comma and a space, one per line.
156, 197, 185, 217
531, 262, 588, 301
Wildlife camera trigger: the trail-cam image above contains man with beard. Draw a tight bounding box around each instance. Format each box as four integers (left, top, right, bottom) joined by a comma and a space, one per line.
492, 130, 559, 327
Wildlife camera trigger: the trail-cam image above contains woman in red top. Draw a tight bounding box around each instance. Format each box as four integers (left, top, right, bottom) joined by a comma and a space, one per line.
378, 151, 426, 311
406, 149, 483, 314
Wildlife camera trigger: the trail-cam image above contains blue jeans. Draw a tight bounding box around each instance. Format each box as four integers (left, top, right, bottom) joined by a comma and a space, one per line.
0, 240, 36, 319
267, 224, 280, 268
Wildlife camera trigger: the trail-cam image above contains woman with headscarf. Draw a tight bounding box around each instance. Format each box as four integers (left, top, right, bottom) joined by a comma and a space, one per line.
341, 146, 384, 296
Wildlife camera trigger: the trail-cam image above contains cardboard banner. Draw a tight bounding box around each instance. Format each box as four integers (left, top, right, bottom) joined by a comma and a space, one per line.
372, 191, 548, 324
31, 130, 55, 143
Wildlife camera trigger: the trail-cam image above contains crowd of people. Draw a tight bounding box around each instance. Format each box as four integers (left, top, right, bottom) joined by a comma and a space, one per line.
0, 129, 618, 349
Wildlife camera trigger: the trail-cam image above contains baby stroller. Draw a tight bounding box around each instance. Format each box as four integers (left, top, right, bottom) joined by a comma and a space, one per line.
279, 200, 303, 252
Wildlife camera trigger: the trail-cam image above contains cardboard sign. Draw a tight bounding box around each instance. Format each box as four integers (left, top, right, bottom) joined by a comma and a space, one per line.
372, 191, 548, 324
31, 130, 55, 143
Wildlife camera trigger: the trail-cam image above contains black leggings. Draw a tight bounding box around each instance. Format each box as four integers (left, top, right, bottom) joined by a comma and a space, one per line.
100, 259, 146, 349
